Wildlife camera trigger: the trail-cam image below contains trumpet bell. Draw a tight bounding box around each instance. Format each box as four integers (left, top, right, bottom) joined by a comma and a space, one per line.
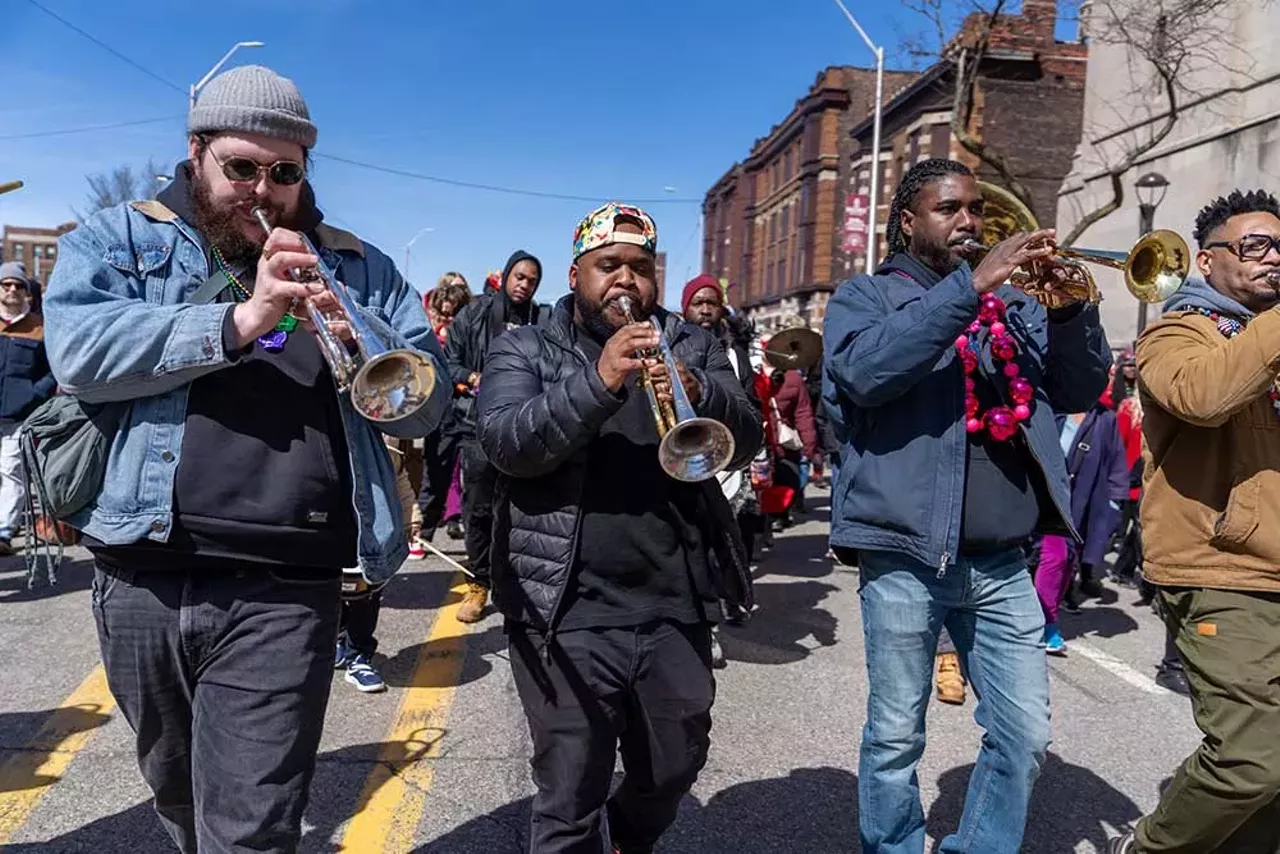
658, 417, 737, 483
351, 350, 438, 423
1125, 229, 1189, 303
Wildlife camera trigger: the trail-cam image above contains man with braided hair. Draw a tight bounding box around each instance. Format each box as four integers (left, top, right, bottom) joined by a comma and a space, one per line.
822, 158, 1111, 853
1108, 189, 1280, 853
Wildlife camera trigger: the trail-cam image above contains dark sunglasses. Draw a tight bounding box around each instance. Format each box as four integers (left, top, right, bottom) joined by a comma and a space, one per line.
0, 280, 28, 291
209, 147, 305, 186
1204, 233, 1280, 262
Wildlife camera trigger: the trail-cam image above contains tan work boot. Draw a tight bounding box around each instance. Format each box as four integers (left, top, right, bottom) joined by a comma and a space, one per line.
456, 583, 489, 624
935, 650, 966, 705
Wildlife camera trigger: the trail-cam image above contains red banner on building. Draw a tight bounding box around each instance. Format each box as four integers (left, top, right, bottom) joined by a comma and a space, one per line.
842, 193, 869, 254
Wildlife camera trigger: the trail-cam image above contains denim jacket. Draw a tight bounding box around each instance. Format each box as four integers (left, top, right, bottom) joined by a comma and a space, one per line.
822, 259, 1112, 573
42, 200, 450, 583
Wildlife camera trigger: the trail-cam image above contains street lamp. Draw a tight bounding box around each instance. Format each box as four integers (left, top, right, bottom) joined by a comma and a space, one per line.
403, 226, 435, 280
833, 0, 885, 273
1134, 171, 1170, 335
190, 41, 266, 108
0, 181, 22, 196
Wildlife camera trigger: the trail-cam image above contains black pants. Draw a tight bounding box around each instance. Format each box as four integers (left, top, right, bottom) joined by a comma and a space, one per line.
460, 437, 496, 588
341, 587, 382, 656
508, 621, 716, 854
416, 431, 460, 539
91, 562, 341, 854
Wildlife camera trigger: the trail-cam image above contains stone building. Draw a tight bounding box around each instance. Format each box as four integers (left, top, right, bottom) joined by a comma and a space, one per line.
702, 66, 917, 332
2, 222, 76, 290
846, 0, 1088, 275
704, 0, 1088, 333
1056, 0, 1280, 349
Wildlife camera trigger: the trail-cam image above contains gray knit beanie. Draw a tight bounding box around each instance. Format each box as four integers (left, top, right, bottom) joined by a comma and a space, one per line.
0, 261, 28, 285
187, 65, 317, 148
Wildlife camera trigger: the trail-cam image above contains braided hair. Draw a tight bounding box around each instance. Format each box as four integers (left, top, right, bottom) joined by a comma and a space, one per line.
1192, 189, 1280, 248
884, 158, 974, 257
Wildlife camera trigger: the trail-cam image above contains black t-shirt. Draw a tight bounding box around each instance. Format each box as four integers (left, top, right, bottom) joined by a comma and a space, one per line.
557, 326, 712, 630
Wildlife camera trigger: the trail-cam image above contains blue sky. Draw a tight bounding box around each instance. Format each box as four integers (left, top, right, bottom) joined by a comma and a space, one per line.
1, 0, 960, 307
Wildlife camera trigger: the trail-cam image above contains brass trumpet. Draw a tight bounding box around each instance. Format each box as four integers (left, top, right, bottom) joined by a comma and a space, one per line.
252, 208, 437, 423
617, 295, 735, 482
968, 181, 1190, 309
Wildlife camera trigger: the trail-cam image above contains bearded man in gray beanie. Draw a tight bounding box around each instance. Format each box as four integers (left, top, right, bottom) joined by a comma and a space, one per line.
43, 65, 449, 853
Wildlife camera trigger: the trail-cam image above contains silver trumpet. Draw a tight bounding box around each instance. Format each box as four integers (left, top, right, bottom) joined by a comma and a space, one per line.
617, 295, 735, 482
252, 207, 437, 423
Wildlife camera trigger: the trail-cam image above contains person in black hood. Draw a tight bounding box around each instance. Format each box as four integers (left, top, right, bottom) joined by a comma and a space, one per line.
445, 248, 549, 622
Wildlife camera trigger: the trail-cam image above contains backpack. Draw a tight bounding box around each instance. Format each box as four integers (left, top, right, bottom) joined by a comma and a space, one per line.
18, 395, 127, 585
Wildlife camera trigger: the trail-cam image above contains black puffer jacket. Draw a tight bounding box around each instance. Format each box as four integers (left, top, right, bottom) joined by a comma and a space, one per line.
444, 290, 549, 436
477, 295, 764, 633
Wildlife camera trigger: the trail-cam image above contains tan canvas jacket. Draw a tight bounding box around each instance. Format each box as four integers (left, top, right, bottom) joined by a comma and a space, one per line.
1137, 307, 1280, 592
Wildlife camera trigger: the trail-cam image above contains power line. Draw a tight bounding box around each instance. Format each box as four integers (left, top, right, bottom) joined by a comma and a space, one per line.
24, 0, 185, 95
314, 153, 703, 205
0, 114, 184, 141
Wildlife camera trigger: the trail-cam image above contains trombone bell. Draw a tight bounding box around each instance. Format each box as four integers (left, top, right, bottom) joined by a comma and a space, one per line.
659, 417, 736, 483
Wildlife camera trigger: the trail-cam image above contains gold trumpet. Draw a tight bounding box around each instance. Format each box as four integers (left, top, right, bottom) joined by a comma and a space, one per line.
252, 208, 437, 423
617, 295, 736, 482
966, 181, 1190, 309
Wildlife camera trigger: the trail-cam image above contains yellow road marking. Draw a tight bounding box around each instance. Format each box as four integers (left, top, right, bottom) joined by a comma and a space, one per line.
340, 572, 475, 851
0, 665, 116, 845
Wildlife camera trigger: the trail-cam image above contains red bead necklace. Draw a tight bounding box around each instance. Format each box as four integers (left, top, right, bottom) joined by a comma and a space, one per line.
954, 293, 1035, 442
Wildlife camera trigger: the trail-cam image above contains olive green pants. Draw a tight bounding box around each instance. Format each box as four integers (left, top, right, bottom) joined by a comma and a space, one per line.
1136, 586, 1280, 853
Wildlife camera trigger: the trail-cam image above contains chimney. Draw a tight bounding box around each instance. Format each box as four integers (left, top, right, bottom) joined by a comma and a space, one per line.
1023, 0, 1058, 43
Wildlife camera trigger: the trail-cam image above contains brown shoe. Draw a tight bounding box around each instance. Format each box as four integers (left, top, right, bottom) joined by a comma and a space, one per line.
456, 583, 489, 624
935, 650, 966, 705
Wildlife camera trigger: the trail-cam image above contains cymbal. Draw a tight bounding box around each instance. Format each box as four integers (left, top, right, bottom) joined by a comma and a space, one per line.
764, 327, 822, 371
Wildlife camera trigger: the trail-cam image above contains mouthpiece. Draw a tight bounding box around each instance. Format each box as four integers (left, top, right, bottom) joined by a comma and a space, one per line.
251, 206, 272, 235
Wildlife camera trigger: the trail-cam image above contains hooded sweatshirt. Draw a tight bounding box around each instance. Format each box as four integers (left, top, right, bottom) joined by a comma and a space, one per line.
1163, 275, 1255, 319
88, 163, 357, 573
486, 250, 543, 341
880, 252, 1051, 552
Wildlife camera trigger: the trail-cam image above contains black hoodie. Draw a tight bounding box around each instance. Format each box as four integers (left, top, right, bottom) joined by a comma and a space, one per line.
89, 164, 358, 572
879, 252, 1050, 553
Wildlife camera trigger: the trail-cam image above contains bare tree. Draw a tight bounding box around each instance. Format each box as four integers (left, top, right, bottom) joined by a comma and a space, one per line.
75, 158, 168, 220
901, 0, 1247, 245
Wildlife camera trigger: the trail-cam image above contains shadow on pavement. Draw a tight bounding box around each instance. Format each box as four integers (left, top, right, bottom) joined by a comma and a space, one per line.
0, 557, 93, 601
1059, 605, 1140, 641
0, 800, 173, 853
378, 564, 463, 611
0, 705, 113, 794
409, 765, 860, 854
380, 623, 507, 689
719, 579, 839, 666
926, 752, 1141, 853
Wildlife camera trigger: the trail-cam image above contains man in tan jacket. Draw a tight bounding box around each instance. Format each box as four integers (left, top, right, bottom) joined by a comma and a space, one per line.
1111, 190, 1280, 854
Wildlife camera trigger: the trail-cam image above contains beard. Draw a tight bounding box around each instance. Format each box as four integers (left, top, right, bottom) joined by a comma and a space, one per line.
189, 171, 286, 270
911, 234, 962, 275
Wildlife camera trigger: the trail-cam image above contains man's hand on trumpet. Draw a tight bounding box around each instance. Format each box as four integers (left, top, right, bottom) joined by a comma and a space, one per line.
596, 322, 660, 392
231, 228, 326, 348
647, 359, 702, 407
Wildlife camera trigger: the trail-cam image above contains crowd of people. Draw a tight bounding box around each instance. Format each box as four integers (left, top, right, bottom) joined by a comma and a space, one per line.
5, 61, 1277, 854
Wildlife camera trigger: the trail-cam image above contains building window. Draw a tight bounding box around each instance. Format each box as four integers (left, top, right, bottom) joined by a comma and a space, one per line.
12, 244, 23, 261
931, 124, 951, 158
909, 131, 920, 165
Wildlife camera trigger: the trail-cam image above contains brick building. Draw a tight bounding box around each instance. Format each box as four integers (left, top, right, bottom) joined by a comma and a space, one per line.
2, 222, 77, 290
702, 66, 917, 332
703, 0, 1088, 332
847, 0, 1088, 273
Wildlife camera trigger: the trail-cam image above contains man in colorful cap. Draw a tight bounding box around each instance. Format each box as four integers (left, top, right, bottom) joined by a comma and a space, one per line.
477, 202, 762, 853
0, 261, 55, 555
43, 64, 449, 852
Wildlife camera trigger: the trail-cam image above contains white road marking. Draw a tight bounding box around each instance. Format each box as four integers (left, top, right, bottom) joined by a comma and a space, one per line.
1066, 638, 1174, 696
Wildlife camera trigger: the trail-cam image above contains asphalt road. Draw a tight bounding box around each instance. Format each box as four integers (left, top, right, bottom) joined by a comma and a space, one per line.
0, 487, 1202, 853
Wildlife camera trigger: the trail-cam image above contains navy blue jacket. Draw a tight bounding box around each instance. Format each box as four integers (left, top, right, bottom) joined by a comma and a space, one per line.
0, 314, 56, 424
822, 256, 1112, 572
1059, 407, 1129, 568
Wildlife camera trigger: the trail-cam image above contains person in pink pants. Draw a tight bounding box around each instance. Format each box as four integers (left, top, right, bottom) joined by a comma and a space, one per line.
1034, 535, 1074, 654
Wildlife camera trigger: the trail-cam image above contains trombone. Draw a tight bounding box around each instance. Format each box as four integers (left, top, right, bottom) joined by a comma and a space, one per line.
969, 181, 1190, 309
617, 295, 736, 482
252, 208, 437, 423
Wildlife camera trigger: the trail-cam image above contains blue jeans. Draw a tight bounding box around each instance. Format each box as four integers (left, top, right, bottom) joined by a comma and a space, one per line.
857, 548, 1050, 854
